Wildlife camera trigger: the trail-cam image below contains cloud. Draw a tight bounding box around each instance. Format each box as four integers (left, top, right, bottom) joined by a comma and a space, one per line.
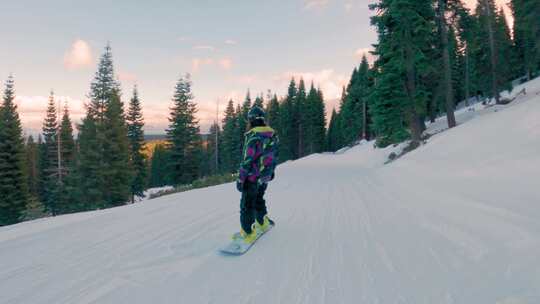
193, 45, 216, 51
192, 58, 214, 72
16, 95, 86, 135
117, 71, 137, 82
192, 57, 233, 72
235, 75, 258, 85
219, 58, 233, 70
304, 0, 328, 10
274, 69, 348, 100
225, 39, 238, 45
63, 39, 93, 70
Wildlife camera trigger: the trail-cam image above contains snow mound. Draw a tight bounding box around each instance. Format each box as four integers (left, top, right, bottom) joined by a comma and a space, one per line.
1, 78, 540, 303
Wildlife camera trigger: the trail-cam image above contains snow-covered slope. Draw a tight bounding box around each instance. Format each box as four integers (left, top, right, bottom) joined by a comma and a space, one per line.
2, 79, 540, 304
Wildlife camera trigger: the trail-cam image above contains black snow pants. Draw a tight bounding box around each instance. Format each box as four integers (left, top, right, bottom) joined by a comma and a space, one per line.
240, 181, 268, 234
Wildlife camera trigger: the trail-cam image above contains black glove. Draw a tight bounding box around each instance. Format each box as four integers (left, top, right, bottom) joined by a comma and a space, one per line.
270, 173, 275, 181
236, 180, 244, 192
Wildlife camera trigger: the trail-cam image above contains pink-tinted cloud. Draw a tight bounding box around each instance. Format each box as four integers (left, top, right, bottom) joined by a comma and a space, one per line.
219, 58, 233, 70
235, 75, 258, 85
16, 95, 86, 134
193, 45, 216, 51
192, 57, 234, 72
63, 39, 93, 70
192, 58, 214, 72
304, 0, 328, 10
117, 71, 137, 82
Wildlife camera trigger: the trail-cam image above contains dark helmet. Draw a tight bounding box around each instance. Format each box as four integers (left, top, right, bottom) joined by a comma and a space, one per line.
247, 106, 266, 123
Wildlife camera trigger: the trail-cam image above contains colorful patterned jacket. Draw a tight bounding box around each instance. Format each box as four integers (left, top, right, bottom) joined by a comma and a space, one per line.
238, 126, 279, 184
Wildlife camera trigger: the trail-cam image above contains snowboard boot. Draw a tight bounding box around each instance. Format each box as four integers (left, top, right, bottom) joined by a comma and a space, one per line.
254, 215, 274, 235
232, 224, 257, 244
238, 227, 257, 244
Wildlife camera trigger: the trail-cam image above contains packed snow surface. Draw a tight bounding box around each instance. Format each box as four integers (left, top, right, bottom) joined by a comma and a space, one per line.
2, 78, 540, 303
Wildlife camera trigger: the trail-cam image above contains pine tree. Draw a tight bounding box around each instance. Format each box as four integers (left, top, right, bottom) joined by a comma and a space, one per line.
25, 135, 40, 199
326, 109, 341, 152
436, 0, 457, 128
205, 122, 222, 175
454, 2, 480, 106
476, 0, 501, 103
57, 104, 75, 214
221, 99, 239, 173
234, 103, 243, 164
25, 135, 45, 220
40, 91, 60, 215
102, 91, 132, 206
76, 112, 102, 210
0, 75, 28, 226
127, 85, 147, 203
254, 94, 264, 107
149, 144, 170, 187
511, 0, 540, 80
279, 79, 297, 161
59, 104, 75, 170
166, 74, 201, 185
296, 79, 308, 157
37, 135, 47, 203
340, 67, 360, 145
341, 56, 371, 146
237, 91, 252, 154
76, 44, 126, 210
494, 8, 515, 92
266, 94, 280, 129
305, 84, 326, 154
369, 0, 435, 147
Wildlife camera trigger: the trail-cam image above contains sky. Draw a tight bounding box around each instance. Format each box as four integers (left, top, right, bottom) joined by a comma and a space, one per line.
0, 0, 511, 135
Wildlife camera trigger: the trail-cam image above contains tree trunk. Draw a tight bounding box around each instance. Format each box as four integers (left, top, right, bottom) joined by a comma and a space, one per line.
482, 0, 500, 104
439, 0, 457, 128
401, 41, 421, 143
362, 99, 367, 140
465, 46, 471, 107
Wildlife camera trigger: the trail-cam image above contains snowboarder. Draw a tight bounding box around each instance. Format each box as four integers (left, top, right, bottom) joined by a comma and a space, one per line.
234, 106, 279, 245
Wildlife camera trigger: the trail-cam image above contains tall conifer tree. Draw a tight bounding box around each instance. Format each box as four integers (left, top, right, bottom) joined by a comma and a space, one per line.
41, 91, 59, 215
369, 0, 435, 146
166, 74, 201, 185
127, 85, 147, 203
76, 44, 129, 210
0, 75, 28, 225
57, 104, 75, 213
476, 0, 501, 103
149, 144, 169, 187
279, 79, 297, 161
221, 99, 239, 173
296, 79, 307, 157
102, 92, 131, 206
266, 94, 280, 129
